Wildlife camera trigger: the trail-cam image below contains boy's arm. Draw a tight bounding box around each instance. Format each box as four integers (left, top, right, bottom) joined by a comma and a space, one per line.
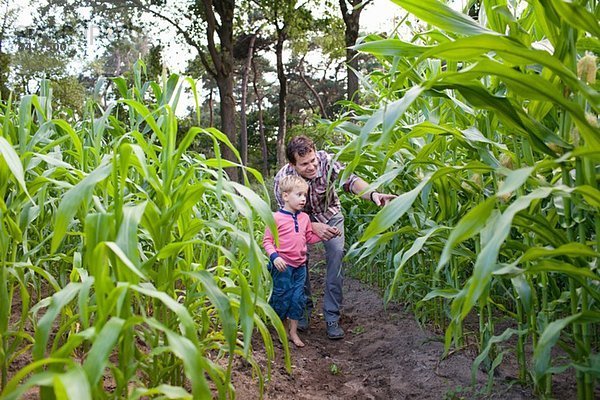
303, 214, 325, 244
263, 228, 287, 271
262, 228, 279, 261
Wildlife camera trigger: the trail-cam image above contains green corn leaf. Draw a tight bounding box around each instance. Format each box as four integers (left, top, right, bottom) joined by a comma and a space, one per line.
104, 242, 148, 281
353, 39, 430, 57
388, 226, 442, 301
574, 185, 600, 208
521, 243, 599, 263
391, 0, 495, 36
254, 296, 291, 372
185, 271, 237, 352
144, 318, 211, 399
51, 163, 112, 253
236, 271, 255, 358
131, 285, 196, 341
472, 328, 524, 382
361, 177, 430, 241
437, 197, 496, 272
380, 86, 425, 147
33, 283, 82, 360
533, 313, 582, 385
420, 288, 460, 302
459, 187, 555, 320
0, 358, 76, 400
0, 137, 30, 198
419, 35, 600, 109
511, 275, 532, 314
547, 0, 600, 38
512, 213, 567, 248
228, 181, 278, 244
459, 127, 508, 149
54, 365, 92, 400
526, 260, 600, 281
459, 60, 600, 149
130, 385, 192, 400
116, 202, 147, 268
119, 100, 166, 146
52, 120, 83, 167
83, 317, 124, 386
204, 127, 241, 162
112, 77, 129, 98
497, 167, 534, 196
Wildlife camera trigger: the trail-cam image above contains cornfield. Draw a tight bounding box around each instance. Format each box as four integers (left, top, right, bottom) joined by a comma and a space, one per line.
0, 63, 290, 399
339, 0, 600, 398
1, 0, 600, 398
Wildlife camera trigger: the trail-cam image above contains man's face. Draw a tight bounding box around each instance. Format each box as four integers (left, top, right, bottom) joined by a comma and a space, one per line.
291, 150, 318, 179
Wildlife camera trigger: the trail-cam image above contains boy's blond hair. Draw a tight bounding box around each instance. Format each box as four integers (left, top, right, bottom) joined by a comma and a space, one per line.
278, 175, 308, 196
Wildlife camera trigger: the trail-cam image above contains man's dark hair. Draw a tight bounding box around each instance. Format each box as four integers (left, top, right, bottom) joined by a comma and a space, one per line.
286, 135, 316, 164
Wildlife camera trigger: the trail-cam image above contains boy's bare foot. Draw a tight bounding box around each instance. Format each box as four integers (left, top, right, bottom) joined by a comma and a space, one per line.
289, 334, 305, 348
288, 319, 305, 347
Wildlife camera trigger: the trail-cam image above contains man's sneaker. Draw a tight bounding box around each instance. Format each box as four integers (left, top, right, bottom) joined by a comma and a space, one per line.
297, 316, 309, 332
326, 321, 344, 340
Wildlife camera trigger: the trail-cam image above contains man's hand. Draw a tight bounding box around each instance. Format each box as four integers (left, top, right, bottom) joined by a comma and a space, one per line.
312, 222, 341, 241
273, 257, 287, 272
372, 192, 397, 207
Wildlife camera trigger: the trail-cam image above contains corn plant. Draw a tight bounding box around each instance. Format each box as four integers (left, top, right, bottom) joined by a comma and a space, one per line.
0, 62, 290, 399
336, 0, 599, 398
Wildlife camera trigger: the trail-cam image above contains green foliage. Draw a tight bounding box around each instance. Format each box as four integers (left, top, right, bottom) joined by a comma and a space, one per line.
337, 0, 600, 397
0, 62, 289, 398
51, 77, 87, 116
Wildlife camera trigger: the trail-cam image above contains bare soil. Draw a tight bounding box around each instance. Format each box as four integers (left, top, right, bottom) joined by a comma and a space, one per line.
231, 250, 579, 400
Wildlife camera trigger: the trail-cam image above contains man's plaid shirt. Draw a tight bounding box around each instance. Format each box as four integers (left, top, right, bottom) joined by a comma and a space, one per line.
273, 150, 359, 224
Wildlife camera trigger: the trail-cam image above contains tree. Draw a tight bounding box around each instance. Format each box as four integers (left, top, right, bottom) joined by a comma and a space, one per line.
51, 76, 87, 116
254, 0, 316, 167
251, 55, 273, 176
339, 0, 372, 101
0, 0, 16, 99
235, 33, 258, 167
87, 0, 239, 180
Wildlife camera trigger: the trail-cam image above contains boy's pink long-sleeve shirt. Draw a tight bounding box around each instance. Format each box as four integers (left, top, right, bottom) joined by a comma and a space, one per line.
263, 209, 322, 268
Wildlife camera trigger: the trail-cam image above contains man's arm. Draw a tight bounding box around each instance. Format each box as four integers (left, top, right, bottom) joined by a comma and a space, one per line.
348, 177, 397, 206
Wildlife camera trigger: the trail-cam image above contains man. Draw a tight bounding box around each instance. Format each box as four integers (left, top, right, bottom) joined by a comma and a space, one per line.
273, 135, 396, 339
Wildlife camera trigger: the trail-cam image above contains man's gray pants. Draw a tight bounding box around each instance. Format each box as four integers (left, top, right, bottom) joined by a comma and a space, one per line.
305, 213, 345, 324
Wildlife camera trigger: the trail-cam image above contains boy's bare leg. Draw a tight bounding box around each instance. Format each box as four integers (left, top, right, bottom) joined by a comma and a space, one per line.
288, 319, 305, 347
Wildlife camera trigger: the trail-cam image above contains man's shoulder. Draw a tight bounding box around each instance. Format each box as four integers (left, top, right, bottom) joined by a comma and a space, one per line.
316, 150, 332, 161
274, 164, 294, 180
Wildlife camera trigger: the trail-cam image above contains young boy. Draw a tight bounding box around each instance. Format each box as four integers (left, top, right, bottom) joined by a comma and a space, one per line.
263, 175, 338, 347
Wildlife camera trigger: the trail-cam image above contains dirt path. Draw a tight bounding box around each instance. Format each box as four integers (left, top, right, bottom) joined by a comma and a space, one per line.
233, 260, 577, 399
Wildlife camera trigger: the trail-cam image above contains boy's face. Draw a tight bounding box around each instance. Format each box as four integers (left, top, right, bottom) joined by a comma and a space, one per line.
291, 150, 318, 179
282, 186, 307, 212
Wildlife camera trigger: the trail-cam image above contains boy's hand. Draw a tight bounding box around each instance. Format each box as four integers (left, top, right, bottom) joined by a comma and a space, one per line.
273, 257, 287, 272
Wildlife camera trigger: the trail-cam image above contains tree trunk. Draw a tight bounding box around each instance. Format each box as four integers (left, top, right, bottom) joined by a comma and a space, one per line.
239, 34, 257, 167
299, 58, 327, 118
217, 76, 237, 177
345, 22, 359, 100
275, 25, 288, 168
339, 0, 370, 101
208, 87, 214, 127
203, 0, 238, 181
252, 58, 269, 177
